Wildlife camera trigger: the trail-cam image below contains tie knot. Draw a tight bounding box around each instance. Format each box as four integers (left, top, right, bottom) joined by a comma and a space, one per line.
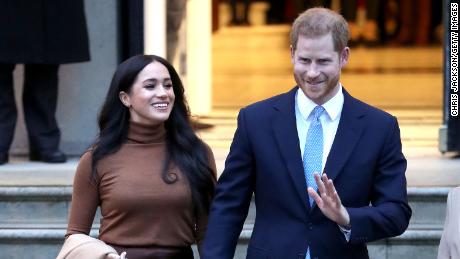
311, 106, 325, 120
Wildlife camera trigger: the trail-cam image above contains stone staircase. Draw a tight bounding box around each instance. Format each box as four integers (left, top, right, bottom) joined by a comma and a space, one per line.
0, 186, 67, 259
0, 107, 452, 258
234, 187, 449, 259
0, 185, 101, 259
0, 186, 77, 259
0, 182, 451, 258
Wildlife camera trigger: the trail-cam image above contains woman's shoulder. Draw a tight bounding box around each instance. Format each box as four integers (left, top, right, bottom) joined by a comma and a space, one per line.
199, 141, 214, 161
200, 141, 217, 179
81, 148, 93, 157
74, 149, 95, 178
79, 149, 94, 165
201, 141, 213, 154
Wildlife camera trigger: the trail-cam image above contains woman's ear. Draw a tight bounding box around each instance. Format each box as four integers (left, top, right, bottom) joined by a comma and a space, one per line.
119, 91, 131, 108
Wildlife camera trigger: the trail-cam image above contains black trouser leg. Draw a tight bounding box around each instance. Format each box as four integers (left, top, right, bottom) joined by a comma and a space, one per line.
0, 64, 17, 154
23, 64, 61, 152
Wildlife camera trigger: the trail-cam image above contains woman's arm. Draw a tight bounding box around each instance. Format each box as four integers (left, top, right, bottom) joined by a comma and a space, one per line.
66, 151, 100, 237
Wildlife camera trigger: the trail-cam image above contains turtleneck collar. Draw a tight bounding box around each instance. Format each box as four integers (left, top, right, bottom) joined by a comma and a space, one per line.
126, 121, 166, 144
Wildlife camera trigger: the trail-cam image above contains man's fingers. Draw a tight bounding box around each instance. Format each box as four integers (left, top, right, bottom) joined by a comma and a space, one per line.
312, 173, 343, 210
321, 174, 329, 192
331, 191, 341, 206
307, 187, 318, 199
317, 173, 334, 198
307, 187, 323, 206
325, 178, 342, 207
314, 172, 326, 195
325, 178, 335, 196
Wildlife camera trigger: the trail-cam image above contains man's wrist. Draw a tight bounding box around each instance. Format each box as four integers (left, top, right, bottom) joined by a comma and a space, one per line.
339, 206, 351, 228
340, 222, 351, 230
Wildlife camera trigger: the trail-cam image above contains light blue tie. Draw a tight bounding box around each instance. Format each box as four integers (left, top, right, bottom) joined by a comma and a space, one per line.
303, 106, 324, 259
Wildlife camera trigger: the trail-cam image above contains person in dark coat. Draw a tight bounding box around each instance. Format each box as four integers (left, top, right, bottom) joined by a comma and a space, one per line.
0, 0, 90, 164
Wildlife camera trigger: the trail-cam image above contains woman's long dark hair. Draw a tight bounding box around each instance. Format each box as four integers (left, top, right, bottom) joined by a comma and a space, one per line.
91, 54, 216, 216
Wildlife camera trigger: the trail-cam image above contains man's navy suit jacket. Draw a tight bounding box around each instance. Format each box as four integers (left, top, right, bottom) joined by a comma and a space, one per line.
202, 87, 412, 259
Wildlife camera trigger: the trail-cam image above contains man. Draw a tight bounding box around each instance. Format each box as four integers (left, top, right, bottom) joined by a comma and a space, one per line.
0, 0, 90, 164
202, 7, 411, 259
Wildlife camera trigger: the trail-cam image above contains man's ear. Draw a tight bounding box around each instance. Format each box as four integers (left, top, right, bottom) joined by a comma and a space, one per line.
119, 91, 131, 108
290, 45, 295, 65
340, 47, 350, 68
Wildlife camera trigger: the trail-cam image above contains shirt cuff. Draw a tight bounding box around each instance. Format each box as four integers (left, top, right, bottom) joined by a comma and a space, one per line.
338, 224, 351, 242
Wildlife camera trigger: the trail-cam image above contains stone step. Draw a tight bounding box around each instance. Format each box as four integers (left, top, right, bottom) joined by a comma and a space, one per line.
0, 187, 100, 228
233, 227, 442, 259
0, 186, 449, 258
0, 227, 442, 259
0, 186, 449, 229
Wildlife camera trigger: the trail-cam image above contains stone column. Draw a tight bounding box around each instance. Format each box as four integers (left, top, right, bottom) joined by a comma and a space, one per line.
144, 0, 167, 57
186, 0, 212, 116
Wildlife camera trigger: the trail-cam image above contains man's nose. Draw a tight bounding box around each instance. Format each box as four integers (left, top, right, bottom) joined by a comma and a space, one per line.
307, 64, 320, 78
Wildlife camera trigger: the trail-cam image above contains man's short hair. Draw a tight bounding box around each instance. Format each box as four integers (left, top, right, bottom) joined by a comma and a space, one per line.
290, 7, 349, 52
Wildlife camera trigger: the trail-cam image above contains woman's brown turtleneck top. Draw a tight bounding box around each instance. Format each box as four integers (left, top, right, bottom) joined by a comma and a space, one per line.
66, 121, 216, 248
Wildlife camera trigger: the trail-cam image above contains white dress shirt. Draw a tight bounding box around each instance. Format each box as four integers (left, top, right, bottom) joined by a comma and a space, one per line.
295, 84, 351, 241
295, 84, 343, 169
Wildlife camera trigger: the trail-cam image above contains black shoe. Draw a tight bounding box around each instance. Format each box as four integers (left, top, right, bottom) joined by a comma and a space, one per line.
0, 153, 8, 165
29, 150, 67, 163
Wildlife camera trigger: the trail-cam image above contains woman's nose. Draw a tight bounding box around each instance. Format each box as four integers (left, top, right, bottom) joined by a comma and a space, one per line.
156, 85, 168, 97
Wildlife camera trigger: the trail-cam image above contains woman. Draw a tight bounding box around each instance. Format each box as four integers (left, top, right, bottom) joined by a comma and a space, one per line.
66, 55, 216, 259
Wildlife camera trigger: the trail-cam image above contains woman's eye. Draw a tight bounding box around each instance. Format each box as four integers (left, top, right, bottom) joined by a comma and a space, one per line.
164, 83, 173, 88
145, 84, 155, 89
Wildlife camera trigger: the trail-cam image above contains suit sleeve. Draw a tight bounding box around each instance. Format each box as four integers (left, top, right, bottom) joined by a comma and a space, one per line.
201, 108, 255, 259
347, 116, 412, 243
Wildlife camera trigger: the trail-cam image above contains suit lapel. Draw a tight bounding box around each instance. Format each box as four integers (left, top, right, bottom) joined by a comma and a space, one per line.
272, 87, 312, 212
324, 90, 365, 181
271, 88, 366, 212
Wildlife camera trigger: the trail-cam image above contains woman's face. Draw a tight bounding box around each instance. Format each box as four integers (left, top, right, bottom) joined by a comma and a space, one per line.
120, 61, 175, 125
